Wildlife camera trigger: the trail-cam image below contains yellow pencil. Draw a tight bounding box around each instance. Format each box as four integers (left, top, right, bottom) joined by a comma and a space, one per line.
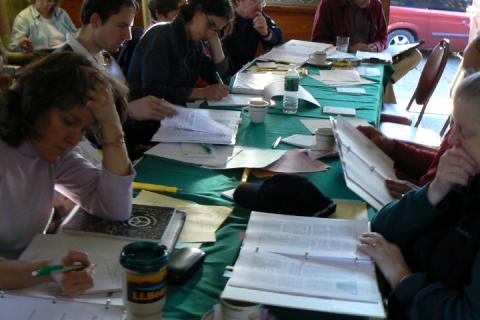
240, 168, 250, 184
132, 182, 179, 193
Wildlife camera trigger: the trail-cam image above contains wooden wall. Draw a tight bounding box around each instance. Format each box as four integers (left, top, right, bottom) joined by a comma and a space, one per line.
60, 0, 390, 42
60, 0, 144, 27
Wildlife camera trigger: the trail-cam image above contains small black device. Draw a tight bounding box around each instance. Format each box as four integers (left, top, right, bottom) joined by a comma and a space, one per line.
167, 247, 206, 285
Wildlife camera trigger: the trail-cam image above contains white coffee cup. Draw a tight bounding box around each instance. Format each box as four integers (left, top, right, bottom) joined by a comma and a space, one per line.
314, 127, 335, 150
242, 99, 269, 124
309, 50, 327, 65
220, 297, 263, 320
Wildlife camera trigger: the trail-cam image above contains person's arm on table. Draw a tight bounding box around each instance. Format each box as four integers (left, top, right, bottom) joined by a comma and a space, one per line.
0, 251, 94, 297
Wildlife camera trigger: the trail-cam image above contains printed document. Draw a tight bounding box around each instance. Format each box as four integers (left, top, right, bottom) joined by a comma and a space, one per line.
223, 212, 385, 318
153, 106, 241, 145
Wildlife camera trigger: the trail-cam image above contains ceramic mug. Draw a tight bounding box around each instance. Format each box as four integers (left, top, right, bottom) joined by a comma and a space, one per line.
314, 127, 335, 150
242, 99, 269, 124
309, 50, 327, 65
220, 297, 263, 320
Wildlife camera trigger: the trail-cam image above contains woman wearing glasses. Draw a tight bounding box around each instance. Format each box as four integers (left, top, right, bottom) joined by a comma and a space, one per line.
126, 0, 233, 146
127, 0, 233, 106
223, 0, 283, 75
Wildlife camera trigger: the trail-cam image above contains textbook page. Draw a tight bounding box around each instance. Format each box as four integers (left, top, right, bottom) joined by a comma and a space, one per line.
153, 107, 241, 145
243, 212, 369, 260
18, 234, 127, 296
226, 212, 384, 313
161, 105, 235, 136
0, 294, 124, 320
230, 248, 380, 303
264, 81, 321, 107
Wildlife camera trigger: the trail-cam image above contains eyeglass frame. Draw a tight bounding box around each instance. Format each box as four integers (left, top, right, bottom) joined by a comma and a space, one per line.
206, 15, 228, 38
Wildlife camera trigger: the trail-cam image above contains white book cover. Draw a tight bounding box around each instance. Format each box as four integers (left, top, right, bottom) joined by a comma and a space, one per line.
332, 117, 397, 210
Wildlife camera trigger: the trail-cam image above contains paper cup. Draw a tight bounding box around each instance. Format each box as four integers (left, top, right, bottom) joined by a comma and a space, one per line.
220, 297, 263, 320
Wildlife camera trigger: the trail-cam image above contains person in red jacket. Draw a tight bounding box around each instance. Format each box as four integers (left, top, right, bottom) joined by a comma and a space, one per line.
311, 0, 422, 103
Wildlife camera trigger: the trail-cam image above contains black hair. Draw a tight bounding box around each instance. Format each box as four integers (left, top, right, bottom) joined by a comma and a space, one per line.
178, 0, 234, 23
0, 52, 128, 146
80, 0, 139, 25
148, 0, 181, 18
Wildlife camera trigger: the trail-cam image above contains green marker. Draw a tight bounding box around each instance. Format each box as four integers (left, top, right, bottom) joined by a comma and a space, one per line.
215, 72, 224, 85
201, 144, 213, 154
32, 264, 86, 277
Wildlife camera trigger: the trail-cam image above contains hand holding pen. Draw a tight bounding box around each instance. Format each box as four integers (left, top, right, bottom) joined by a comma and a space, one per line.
32, 251, 94, 297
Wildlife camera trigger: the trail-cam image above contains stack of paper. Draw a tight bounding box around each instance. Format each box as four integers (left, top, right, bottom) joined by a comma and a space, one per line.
310, 70, 375, 86
152, 105, 241, 145
145, 144, 286, 169
133, 190, 232, 243
257, 39, 332, 64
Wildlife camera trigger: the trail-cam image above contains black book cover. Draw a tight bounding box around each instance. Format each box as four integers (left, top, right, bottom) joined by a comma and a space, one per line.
61, 204, 186, 251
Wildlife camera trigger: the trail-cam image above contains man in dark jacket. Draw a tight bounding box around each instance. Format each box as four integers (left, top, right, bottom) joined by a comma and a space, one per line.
311, 0, 422, 103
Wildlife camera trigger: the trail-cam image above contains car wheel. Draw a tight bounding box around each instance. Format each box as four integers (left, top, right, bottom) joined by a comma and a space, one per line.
388, 30, 415, 46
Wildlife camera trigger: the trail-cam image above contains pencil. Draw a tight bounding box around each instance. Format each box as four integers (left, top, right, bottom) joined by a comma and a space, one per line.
240, 168, 250, 184
132, 182, 179, 193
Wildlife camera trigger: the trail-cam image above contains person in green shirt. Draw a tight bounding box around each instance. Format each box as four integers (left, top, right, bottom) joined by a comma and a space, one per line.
357, 72, 480, 319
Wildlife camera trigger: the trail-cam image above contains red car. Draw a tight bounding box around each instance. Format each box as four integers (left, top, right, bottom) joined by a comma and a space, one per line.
388, 0, 471, 51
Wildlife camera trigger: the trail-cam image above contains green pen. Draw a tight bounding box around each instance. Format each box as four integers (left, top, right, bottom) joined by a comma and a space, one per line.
201, 144, 213, 154
214, 72, 224, 85
32, 264, 87, 277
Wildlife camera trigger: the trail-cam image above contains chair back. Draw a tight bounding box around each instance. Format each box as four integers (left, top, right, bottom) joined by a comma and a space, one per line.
410, 39, 449, 126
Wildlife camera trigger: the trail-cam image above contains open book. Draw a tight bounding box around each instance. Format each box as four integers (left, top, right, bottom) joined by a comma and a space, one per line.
331, 117, 397, 210
152, 105, 241, 145
223, 212, 385, 318
231, 73, 320, 107
356, 42, 422, 64
61, 204, 186, 252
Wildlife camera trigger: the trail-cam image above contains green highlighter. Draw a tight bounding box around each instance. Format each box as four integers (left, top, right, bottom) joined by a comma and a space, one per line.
214, 72, 224, 85
32, 264, 86, 277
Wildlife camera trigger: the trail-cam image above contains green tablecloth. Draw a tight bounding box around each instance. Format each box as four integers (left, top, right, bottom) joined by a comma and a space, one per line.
134, 64, 385, 320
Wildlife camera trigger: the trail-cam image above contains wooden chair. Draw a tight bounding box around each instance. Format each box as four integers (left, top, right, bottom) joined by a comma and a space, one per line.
381, 39, 450, 127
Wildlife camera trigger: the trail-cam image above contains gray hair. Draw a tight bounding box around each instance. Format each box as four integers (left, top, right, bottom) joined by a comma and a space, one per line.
453, 72, 480, 110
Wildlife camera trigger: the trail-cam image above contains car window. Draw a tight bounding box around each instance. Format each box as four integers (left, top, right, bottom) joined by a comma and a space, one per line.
391, 0, 470, 12
391, 0, 431, 8
428, 0, 470, 12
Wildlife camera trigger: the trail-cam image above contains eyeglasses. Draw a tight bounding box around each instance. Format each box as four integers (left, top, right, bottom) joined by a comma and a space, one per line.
206, 16, 226, 38
249, 0, 267, 7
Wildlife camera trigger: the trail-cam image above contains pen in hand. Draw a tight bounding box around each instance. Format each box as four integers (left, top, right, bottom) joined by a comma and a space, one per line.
215, 72, 224, 85
32, 264, 88, 277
